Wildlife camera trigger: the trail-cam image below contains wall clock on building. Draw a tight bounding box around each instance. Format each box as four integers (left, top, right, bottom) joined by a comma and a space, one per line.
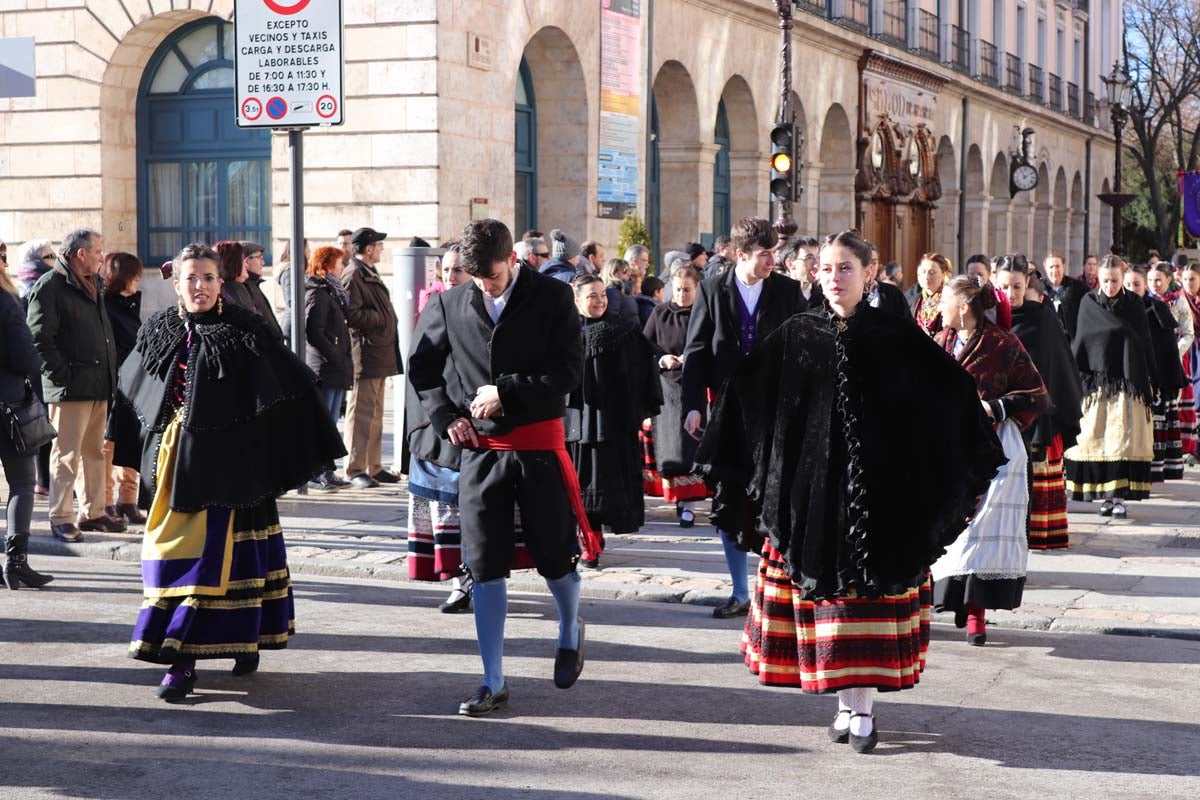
1010, 163, 1039, 197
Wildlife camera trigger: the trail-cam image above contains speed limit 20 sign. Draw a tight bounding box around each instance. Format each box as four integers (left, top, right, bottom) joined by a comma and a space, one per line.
233, 0, 344, 128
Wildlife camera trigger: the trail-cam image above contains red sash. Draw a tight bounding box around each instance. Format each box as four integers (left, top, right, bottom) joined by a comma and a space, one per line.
475, 419, 603, 560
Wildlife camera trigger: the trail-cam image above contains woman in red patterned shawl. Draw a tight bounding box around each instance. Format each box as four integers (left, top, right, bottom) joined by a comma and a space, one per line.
910, 253, 950, 335
932, 276, 1050, 646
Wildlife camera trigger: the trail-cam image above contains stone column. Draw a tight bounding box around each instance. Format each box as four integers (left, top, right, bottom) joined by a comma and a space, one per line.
964, 195, 991, 258
657, 142, 720, 251
728, 149, 767, 222
818, 167, 858, 236
800, 161, 823, 236
939, 188, 961, 259
989, 199, 1012, 257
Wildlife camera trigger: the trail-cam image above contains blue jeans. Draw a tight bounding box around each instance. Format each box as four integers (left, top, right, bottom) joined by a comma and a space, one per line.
319, 386, 346, 473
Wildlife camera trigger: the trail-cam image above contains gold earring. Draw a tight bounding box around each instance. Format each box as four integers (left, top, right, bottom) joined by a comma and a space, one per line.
217, 295, 223, 315
177, 297, 185, 319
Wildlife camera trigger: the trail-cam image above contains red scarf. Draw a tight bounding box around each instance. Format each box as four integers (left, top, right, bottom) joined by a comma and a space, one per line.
1184, 290, 1200, 332
475, 419, 604, 561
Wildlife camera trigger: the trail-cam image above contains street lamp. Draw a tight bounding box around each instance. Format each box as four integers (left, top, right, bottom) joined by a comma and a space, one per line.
772, 0, 801, 244
1098, 62, 1134, 254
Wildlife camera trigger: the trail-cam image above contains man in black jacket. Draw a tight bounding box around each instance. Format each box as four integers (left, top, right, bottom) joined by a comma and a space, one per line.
239, 241, 284, 341
1043, 252, 1087, 339
682, 217, 806, 619
26, 228, 122, 542
408, 219, 588, 717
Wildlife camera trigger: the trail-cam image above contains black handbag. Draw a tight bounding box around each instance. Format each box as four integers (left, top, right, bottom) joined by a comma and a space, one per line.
1, 380, 57, 455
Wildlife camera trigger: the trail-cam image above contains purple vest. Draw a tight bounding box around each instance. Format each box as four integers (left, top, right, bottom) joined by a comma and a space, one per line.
734, 285, 758, 356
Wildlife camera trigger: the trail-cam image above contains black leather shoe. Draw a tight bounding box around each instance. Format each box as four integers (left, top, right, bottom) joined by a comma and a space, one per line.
849, 714, 879, 753
373, 470, 401, 484
438, 588, 472, 614
712, 597, 750, 619
51, 524, 82, 543
307, 475, 340, 492
458, 684, 509, 717
232, 654, 260, 676
828, 711, 851, 743
325, 471, 351, 487
350, 474, 379, 489
553, 619, 585, 689
116, 503, 147, 525
156, 668, 198, 702
966, 631, 987, 646
78, 515, 126, 533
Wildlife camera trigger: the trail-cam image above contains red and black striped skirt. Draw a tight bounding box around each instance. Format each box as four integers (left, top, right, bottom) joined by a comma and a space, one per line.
640, 421, 664, 497
1180, 354, 1198, 456
740, 543, 930, 694
1029, 435, 1069, 550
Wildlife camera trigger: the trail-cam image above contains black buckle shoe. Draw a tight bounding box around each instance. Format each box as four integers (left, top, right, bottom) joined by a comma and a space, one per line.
373, 470, 401, 484
828, 710, 851, 743
712, 597, 750, 619
438, 588, 472, 614
156, 668, 198, 702
849, 713, 878, 753
553, 619, 585, 689
458, 684, 509, 717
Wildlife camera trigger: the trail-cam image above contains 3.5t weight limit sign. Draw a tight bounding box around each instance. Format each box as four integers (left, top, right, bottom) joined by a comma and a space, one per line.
234, 0, 344, 127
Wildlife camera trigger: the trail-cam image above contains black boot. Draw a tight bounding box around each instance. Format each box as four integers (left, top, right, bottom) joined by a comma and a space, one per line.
4, 534, 54, 590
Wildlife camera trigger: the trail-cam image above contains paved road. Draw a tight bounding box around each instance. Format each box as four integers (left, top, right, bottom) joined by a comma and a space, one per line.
29, 466, 1200, 638
1, 555, 1198, 800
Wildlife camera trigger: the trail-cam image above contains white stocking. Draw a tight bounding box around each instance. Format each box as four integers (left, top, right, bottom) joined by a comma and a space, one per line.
843, 687, 875, 736
833, 691, 852, 730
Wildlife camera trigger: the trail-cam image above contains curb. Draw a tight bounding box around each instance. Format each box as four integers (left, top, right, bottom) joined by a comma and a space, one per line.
28, 538, 1200, 642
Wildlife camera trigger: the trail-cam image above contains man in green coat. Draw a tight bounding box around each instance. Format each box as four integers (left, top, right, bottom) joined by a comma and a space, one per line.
26, 228, 123, 542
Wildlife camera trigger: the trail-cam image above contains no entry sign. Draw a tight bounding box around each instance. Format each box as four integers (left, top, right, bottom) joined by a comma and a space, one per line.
234, 0, 344, 127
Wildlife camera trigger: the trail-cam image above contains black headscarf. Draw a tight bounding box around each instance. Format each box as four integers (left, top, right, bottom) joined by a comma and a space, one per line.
1071, 289, 1156, 408
1011, 299, 1084, 450
1144, 295, 1188, 394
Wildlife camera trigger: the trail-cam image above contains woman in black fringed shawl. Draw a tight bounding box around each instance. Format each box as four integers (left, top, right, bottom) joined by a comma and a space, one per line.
1124, 266, 1188, 483
694, 230, 1004, 754
565, 274, 662, 569
1000, 262, 1083, 551
108, 244, 345, 701
1064, 256, 1157, 518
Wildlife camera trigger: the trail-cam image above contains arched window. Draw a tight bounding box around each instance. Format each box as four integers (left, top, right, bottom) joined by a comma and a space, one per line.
713, 99, 731, 241
515, 58, 537, 235
137, 18, 272, 266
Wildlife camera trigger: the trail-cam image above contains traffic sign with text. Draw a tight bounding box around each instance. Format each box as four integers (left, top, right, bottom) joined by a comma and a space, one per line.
234, 0, 344, 128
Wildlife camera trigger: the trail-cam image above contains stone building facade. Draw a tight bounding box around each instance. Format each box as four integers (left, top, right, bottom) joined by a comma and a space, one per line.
0, 0, 1123, 278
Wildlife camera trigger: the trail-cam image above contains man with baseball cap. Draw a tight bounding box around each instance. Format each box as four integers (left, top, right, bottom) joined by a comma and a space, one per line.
342, 227, 402, 488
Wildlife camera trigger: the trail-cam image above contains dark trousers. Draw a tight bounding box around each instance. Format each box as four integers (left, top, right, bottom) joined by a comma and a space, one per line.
458, 448, 578, 582
1, 449, 36, 541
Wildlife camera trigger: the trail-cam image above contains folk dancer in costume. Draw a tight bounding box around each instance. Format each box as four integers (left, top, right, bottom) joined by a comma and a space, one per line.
1000, 261, 1083, 551
405, 243, 534, 612
1148, 262, 1195, 463
1124, 267, 1188, 482
109, 244, 345, 701
931, 276, 1050, 646
408, 219, 599, 717
1175, 263, 1200, 465
567, 275, 662, 569
1064, 256, 1158, 519
643, 262, 711, 528
695, 230, 1004, 753
909, 253, 950, 335
682, 217, 806, 620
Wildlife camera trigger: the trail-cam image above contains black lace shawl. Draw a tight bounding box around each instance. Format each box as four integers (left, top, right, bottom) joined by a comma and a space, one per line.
564, 317, 663, 443
1071, 289, 1156, 408
1010, 300, 1084, 451
694, 304, 1005, 599
109, 304, 346, 511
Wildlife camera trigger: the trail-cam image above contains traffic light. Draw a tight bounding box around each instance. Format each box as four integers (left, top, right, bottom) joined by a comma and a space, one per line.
769, 121, 797, 204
